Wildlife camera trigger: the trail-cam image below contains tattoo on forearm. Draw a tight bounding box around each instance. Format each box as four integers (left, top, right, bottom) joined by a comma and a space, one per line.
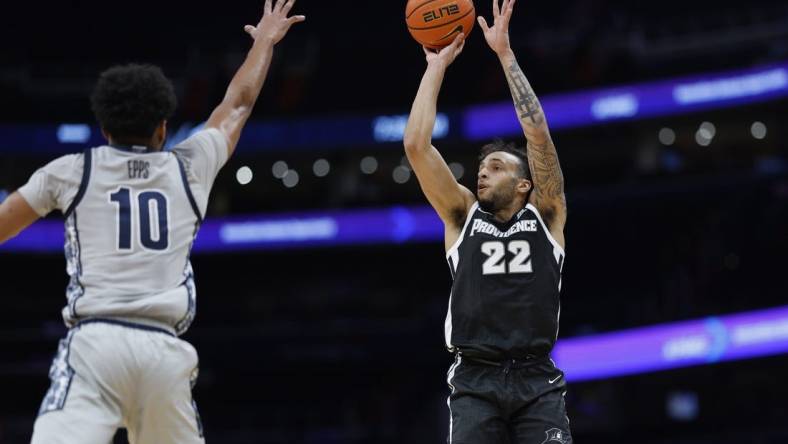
506, 60, 544, 125
505, 58, 566, 222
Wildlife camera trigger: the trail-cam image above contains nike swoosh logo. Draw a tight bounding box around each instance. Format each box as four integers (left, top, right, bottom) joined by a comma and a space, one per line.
548, 375, 563, 384
437, 25, 464, 42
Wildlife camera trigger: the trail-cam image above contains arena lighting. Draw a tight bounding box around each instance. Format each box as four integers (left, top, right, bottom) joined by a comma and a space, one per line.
236, 166, 253, 185
360, 156, 379, 174
3, 62, 786, 154
55, 124, 91, 144
463, 62, 788, 140
699, 121, 716, 139
203, 206, 441, 248
271, 161, 288, 179
658, 127, 676, 146
392, 166, 411, 184
449, 162, 465, 179
553, 305, 788, 382
282, 170, 300, 188
751, 121, 767, 139
312, 159, 330, 177
372, 113, 450, 142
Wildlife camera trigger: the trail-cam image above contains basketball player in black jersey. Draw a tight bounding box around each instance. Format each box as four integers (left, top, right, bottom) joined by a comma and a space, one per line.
403, 1, 571, 443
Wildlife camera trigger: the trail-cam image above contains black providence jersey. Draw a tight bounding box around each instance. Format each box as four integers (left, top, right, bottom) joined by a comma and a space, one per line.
445, 201, 565, 360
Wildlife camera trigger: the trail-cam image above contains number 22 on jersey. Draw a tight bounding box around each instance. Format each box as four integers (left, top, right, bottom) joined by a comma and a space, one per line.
481, 240, 533, 275
109, 187, 170, 251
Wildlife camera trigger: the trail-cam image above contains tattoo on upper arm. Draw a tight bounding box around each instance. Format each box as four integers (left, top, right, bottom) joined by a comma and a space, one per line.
506, 60, 544, 126
528, 141, 565, 202
528, 141, 566, 228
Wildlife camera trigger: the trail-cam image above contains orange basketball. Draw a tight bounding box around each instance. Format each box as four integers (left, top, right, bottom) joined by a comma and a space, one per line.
406, 0, 475, 50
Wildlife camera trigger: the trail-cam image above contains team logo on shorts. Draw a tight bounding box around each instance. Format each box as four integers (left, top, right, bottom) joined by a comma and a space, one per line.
540, 428, 569, 444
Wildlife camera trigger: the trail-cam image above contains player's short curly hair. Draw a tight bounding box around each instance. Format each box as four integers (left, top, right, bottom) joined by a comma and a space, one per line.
90, 64, 177, 141
479, 139, 531, 181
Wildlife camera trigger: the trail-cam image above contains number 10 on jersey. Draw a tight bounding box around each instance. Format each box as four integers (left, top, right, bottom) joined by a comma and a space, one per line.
481, 240, 533, 275
109, 188, 169, 251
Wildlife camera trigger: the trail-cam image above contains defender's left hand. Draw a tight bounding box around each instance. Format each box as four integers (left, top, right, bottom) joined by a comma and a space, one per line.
244, 0, 305, 45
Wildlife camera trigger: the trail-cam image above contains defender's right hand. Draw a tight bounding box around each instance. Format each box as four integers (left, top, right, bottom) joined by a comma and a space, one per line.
244, 0, 305, 44
423, 33, 466, 67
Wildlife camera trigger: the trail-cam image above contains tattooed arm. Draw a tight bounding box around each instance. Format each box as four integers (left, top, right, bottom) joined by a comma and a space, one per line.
501, 54, 566, 241
478, 0, 566, 247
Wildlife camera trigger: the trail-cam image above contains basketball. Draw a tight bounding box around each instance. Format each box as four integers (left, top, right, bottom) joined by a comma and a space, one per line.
406, 0, 475, 50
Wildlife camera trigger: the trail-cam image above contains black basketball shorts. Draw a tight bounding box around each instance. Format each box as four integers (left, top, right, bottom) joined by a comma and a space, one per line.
446, 354, 572, 444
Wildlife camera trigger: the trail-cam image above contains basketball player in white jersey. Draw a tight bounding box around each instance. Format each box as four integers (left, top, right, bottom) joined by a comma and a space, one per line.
0, 1, 304, 442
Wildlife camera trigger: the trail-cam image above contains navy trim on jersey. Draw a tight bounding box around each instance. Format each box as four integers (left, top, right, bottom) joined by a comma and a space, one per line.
68, 212, 85, 318
74, 318, 175, 337
173, 152, 202, 336
63, 148, 92, 219
109, 143, 157, 154
192, 398, 204, 438
175, 155, 204, 223
174, 269, 196, 336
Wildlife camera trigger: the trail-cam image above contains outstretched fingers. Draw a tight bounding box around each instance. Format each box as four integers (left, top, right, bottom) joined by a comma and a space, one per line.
288, 14, 306, 25
503, 0, 515, 21
477, 16, 490, 33
281, 0, 296, 14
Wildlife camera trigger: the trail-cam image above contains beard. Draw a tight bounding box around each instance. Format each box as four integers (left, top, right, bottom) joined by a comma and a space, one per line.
478, 181, 516, 213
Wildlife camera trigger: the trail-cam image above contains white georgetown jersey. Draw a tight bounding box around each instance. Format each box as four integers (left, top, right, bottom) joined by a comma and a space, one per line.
18, 128, 228, 335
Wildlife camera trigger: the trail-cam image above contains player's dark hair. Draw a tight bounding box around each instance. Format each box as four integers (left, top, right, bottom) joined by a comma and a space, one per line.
479, 139, 531, 181
90, 64, 177, 141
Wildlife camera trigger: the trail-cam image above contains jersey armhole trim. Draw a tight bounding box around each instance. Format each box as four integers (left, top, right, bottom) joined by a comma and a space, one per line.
445, 201, 479, 260
175, 154, 204, 223
63, 148, 92, 219
526, 202, 565, 257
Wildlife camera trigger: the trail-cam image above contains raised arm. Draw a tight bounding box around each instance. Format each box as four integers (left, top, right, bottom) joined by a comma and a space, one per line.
205, 0, 305, 157
403, 35, 475, 240
479, 0, 566, 246
0, 192, 40, 244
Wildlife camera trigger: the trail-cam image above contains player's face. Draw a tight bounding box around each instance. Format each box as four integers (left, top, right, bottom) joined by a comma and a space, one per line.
477, 152, 522, 212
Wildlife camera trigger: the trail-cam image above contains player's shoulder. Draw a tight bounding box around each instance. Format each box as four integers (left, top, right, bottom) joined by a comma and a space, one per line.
169, 127, 229, 175
171, 127, 227, 153
40, 152, 86, 176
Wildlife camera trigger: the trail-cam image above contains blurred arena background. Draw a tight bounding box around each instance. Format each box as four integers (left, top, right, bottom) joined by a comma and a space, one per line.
2, 0, 788, 442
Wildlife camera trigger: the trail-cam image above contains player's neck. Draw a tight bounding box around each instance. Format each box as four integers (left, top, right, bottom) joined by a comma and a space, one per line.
108, 136, 162, 151
492, 199, 526, 223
